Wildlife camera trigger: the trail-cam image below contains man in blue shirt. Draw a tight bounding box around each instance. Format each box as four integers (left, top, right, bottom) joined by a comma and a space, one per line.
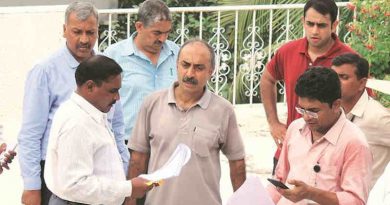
104, 0, 179, 140
18, 2, 129, 205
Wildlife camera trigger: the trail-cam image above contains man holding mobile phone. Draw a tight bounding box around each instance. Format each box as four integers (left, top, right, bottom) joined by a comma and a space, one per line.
267, 67, 372, 205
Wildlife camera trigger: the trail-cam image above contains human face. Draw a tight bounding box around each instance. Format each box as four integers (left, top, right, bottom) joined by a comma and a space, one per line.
177, 42, 213, 95
63, 12, 98, 62
297, 97, 341, 135
332, 64, 366, 102
303, 8, 338, 49
89, 75, 121, 113
135, 20, 172, 54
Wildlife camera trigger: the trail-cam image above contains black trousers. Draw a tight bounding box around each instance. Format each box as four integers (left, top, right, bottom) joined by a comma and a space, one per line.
41, 161, 52, 205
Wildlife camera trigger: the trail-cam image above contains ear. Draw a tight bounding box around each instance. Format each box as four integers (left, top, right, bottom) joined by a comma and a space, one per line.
63, 24, 66, 38
301, 16, 305, 25
85, 80, 95, 92
332, 99, 342, 112
331, 20, 339, 33
358, 77, 368, 92
135, 21, 143, 32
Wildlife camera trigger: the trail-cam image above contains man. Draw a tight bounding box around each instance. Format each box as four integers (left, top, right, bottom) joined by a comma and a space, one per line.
18, 2, 129, 205
267, 67, 372, 205
128, 39, 246, 205
259, 0, 355, 171
331, 53, 390, 188
45, 55, 152, 205
104, 0, 179, 140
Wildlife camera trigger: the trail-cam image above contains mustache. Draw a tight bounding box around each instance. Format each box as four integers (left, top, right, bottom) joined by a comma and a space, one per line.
154, 41, 162, 46
77, 43, 91, 49
183, 76, 198, 85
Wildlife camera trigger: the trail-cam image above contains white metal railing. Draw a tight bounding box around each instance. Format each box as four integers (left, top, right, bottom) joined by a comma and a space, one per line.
98, 2, 353, 105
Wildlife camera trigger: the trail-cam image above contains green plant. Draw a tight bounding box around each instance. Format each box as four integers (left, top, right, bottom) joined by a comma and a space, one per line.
346, 0, 390, 79
346, 0, 390, 107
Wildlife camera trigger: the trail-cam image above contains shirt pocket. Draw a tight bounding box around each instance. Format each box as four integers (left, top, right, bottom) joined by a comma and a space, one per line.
317, 165, 339, 190
192, 127, 218, 157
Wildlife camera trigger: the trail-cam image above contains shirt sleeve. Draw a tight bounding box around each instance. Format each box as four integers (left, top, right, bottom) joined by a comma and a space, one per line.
17, 65, 50, 190
55, 124, 132, 204
336, 140, 372, 205
266, 49, 284, 81
266, 124, 292, 203
110, 100, 130, 174
128, 97, 151, 153
367, 162, 390, 205
221, 107, 245, 160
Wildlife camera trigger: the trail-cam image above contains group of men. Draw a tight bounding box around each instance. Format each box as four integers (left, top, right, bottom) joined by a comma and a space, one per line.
8, 0, 388, 205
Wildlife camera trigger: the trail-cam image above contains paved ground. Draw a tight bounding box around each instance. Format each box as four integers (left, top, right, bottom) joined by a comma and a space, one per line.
0, 103, 287, 205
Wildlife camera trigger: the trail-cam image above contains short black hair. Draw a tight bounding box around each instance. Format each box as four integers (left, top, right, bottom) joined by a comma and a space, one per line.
332, 53, 369, 79
75, 55, 122, 86
295, 66, 341, 107
304, 0, 338, 24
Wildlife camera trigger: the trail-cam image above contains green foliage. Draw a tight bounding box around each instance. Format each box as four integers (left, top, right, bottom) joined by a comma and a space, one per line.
346, 0, 390, 79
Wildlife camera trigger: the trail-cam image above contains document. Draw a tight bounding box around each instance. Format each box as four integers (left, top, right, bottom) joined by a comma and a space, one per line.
226, 175, 275, 205
139, 143, 191, 184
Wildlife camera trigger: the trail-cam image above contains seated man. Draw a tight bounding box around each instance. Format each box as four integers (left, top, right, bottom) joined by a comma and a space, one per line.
267, 67, 372, 205
44, 55, 151, 204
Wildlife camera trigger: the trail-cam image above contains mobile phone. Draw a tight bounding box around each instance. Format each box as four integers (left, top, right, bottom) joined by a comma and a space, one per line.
0, 143, 17, 166
267, 178, 289, 189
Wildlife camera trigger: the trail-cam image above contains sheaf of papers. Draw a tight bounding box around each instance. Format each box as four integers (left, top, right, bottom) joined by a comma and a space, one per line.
139, 143, 191, 183
226, 175, 275, 205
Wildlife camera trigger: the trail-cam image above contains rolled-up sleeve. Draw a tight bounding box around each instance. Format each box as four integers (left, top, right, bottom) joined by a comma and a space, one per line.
18, 65, 50, 190
336, 141, 372, 205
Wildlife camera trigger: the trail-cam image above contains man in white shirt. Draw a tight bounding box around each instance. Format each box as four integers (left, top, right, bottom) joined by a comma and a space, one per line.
332, 53, 390, 189
44, 55, 152, 205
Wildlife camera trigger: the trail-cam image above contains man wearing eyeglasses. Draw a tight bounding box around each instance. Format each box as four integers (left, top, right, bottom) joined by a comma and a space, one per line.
267, 67, 372, 205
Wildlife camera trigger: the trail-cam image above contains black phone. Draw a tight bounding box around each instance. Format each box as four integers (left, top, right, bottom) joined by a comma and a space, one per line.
267, 178, 289, 189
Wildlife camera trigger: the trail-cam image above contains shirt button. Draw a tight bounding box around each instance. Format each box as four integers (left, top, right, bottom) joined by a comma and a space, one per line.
309, 63, 312, 66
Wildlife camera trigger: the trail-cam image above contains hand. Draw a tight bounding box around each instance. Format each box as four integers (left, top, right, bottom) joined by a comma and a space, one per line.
0, 143, 17, 172
21, 190, 41, 205
269, 122, 287, 148
130, 177, 153, 199
277, 179, 311, 203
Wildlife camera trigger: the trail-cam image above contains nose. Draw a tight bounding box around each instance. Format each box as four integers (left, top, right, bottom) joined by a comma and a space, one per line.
186, 66, 196, 77
158, 33, 169, 42
312, 25, 320, 34
114, 92, 120, 101
80, 33, 89, 43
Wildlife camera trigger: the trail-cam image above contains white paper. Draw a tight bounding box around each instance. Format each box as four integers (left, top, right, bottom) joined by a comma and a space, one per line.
226, 175, 275, 205
139, 143, 191, 182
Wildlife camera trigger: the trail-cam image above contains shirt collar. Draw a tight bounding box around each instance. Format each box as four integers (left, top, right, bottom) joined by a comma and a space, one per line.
62, 43, 96, 70
349, 90, 369, 118
167, 82, 212, 109
70, 92, 107, 124
120, 32, 176, 57
299, 108, 348, 145
299, 33, 344, 58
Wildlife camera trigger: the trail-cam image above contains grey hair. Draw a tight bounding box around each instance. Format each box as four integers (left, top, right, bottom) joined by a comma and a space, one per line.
138, 0, 171, 27
65, 1, 98, 24
178, 39, 216, 71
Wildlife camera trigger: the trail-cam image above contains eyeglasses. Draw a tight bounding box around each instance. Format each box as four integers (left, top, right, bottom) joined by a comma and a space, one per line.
295, 107, 319, 119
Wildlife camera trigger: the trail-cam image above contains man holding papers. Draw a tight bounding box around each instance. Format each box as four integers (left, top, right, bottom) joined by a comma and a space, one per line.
128, 39, 246, 205
267, 67, 372, 205
44, 55, 151, 205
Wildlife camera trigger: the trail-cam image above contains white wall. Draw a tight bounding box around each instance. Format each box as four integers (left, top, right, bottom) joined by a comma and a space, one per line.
0, 6, 66, 142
